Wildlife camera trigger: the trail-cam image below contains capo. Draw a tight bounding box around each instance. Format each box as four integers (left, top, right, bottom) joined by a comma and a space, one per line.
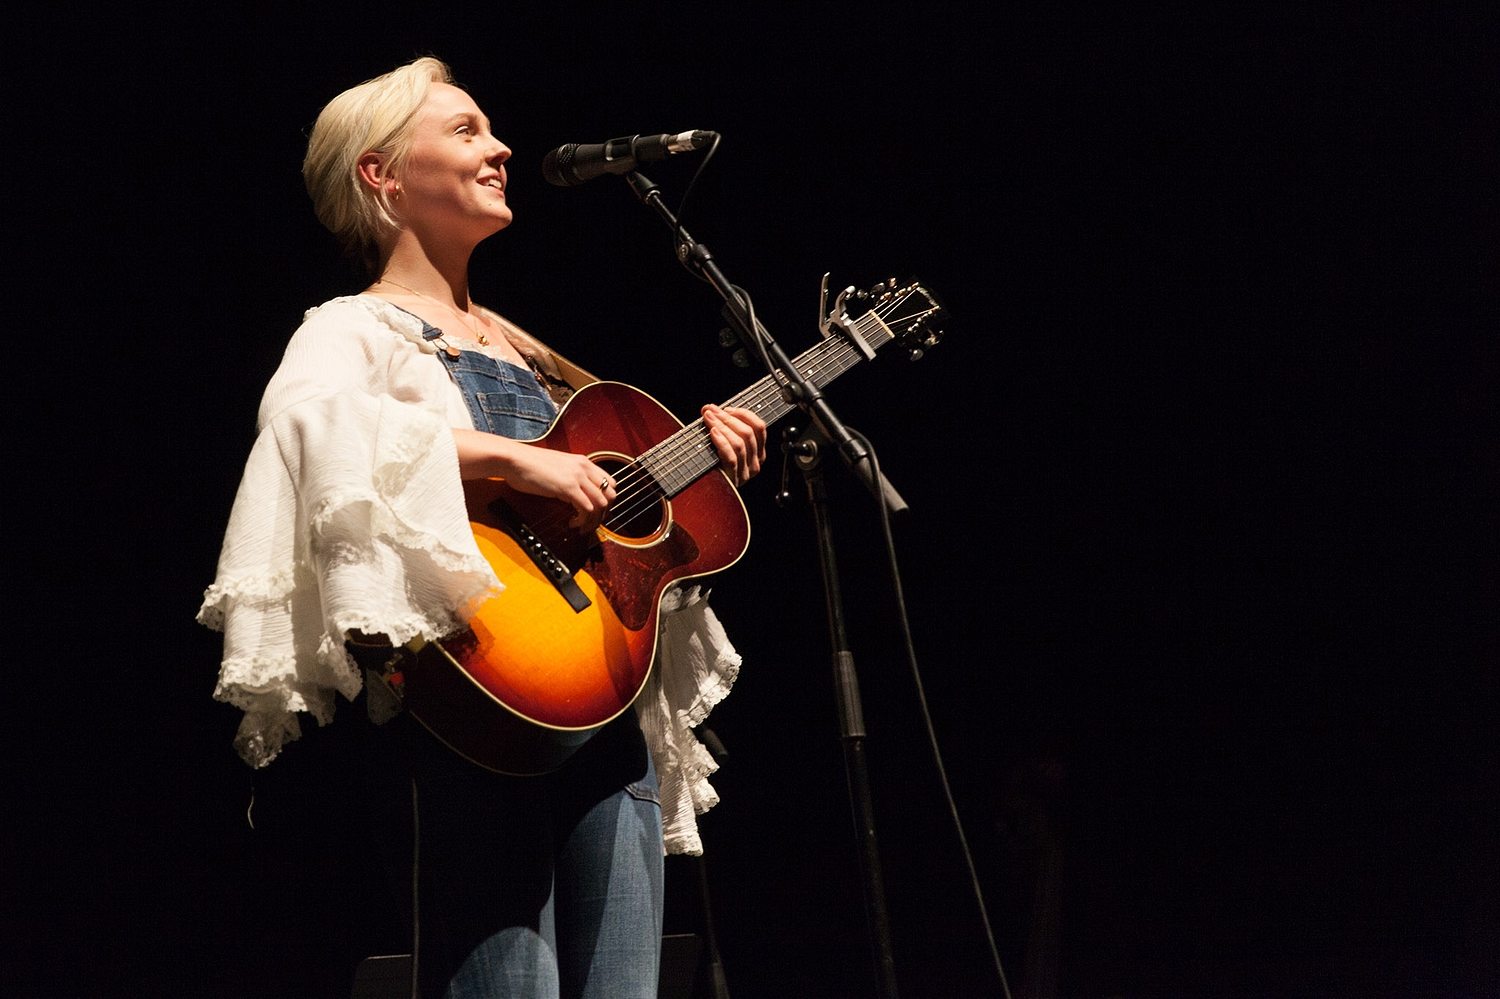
819, 274, 878, 362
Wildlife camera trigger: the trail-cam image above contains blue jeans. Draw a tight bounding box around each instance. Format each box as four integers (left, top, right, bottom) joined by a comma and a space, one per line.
406, 714, 664, 999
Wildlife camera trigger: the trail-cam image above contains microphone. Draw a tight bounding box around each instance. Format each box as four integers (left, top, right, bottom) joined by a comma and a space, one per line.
542, 130, 717, 186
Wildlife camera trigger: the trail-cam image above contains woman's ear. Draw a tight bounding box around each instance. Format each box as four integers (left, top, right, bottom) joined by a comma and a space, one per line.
356, 152, 396, 196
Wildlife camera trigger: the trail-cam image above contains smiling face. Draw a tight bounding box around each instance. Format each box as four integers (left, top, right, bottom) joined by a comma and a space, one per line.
394, 82, 512, 243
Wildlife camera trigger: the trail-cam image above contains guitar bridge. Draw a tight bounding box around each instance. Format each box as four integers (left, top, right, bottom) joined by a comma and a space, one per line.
487, 498, 593, 614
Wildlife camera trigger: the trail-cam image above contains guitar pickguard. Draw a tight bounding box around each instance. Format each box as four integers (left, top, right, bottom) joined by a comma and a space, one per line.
588, 522, 700, 631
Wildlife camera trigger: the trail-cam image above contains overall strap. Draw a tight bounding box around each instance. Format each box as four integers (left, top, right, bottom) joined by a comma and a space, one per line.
419, 319, 558, 439
476, 307, 598, 406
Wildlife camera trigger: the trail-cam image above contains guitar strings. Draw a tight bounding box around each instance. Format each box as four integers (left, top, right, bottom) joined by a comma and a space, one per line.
622, 297, 923, 489
592, 294, 934, 531
602, 329, 859, 514
599, 311, 878, 526
583, 294, 936, 530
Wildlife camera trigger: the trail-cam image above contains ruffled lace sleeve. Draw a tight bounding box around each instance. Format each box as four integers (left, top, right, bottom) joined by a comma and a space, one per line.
635, 586, 743, 856
198, 298, 499, 768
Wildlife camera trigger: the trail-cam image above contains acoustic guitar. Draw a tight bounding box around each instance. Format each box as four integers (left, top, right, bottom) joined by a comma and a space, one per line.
391, 280, 946, 773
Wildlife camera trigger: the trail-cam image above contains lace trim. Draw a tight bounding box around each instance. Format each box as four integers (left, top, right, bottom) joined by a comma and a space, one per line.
196, 565, 296, 631
197, 547, 496, 640
307, 486, 493, 581
304, 295, 441, 355
232, 704, 304, 771
643, 586, 744, 856
661, 586, 742, 730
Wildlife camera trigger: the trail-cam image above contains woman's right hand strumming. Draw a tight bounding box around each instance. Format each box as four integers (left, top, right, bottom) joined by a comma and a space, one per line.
451, 427, 615, 527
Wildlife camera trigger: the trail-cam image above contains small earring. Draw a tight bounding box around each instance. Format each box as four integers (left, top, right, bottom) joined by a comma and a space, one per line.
390, 183, 402, 200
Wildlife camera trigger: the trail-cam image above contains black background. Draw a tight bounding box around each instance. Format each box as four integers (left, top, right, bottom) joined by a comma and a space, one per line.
8, 5, 1495, 997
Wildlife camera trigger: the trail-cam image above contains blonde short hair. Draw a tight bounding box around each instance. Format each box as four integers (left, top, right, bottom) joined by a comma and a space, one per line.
302, 56, 454, 268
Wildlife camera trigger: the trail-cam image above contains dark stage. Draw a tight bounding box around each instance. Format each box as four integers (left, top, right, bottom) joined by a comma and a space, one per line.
8, 5, 1494, 997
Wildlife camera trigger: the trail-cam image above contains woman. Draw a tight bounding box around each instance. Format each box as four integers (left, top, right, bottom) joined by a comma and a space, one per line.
199, 57, 765, 997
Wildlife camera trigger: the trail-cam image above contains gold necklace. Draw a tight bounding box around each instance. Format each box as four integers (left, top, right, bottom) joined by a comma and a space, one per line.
375, 277, 491, 346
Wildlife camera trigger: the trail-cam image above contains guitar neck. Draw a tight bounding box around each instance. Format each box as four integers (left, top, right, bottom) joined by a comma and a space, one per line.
642, 309, 897, 496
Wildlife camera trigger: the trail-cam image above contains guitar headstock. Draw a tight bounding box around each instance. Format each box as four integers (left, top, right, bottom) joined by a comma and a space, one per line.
857, 278, 948, 361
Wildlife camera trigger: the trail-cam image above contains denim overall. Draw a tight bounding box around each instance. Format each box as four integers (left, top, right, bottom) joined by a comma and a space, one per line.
424, 320, 558, 440
411, 316, 665, 999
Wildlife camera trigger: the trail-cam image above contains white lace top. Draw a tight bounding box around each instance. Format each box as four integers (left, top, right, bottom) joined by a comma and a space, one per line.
198, 295, 739, 855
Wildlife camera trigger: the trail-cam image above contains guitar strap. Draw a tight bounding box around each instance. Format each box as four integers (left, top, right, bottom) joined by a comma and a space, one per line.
477, 307, 598, 407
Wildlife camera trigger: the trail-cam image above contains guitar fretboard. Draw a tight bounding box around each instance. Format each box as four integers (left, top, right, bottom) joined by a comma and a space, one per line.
640, 302, 909, 497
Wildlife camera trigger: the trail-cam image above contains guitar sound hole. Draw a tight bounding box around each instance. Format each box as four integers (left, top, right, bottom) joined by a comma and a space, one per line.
598, 458, 667, 542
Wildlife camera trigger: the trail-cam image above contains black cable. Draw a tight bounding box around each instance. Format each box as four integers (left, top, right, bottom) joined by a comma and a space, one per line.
851, 428, 1013, 999
671, 131, 719, 261
726, 284, 791, 400
635, 140, 796, 409
409, 776, 420, 999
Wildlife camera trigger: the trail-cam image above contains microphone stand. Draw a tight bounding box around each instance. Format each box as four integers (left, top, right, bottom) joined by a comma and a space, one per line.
625, 173, 904, 516
627, 171, 902, 999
